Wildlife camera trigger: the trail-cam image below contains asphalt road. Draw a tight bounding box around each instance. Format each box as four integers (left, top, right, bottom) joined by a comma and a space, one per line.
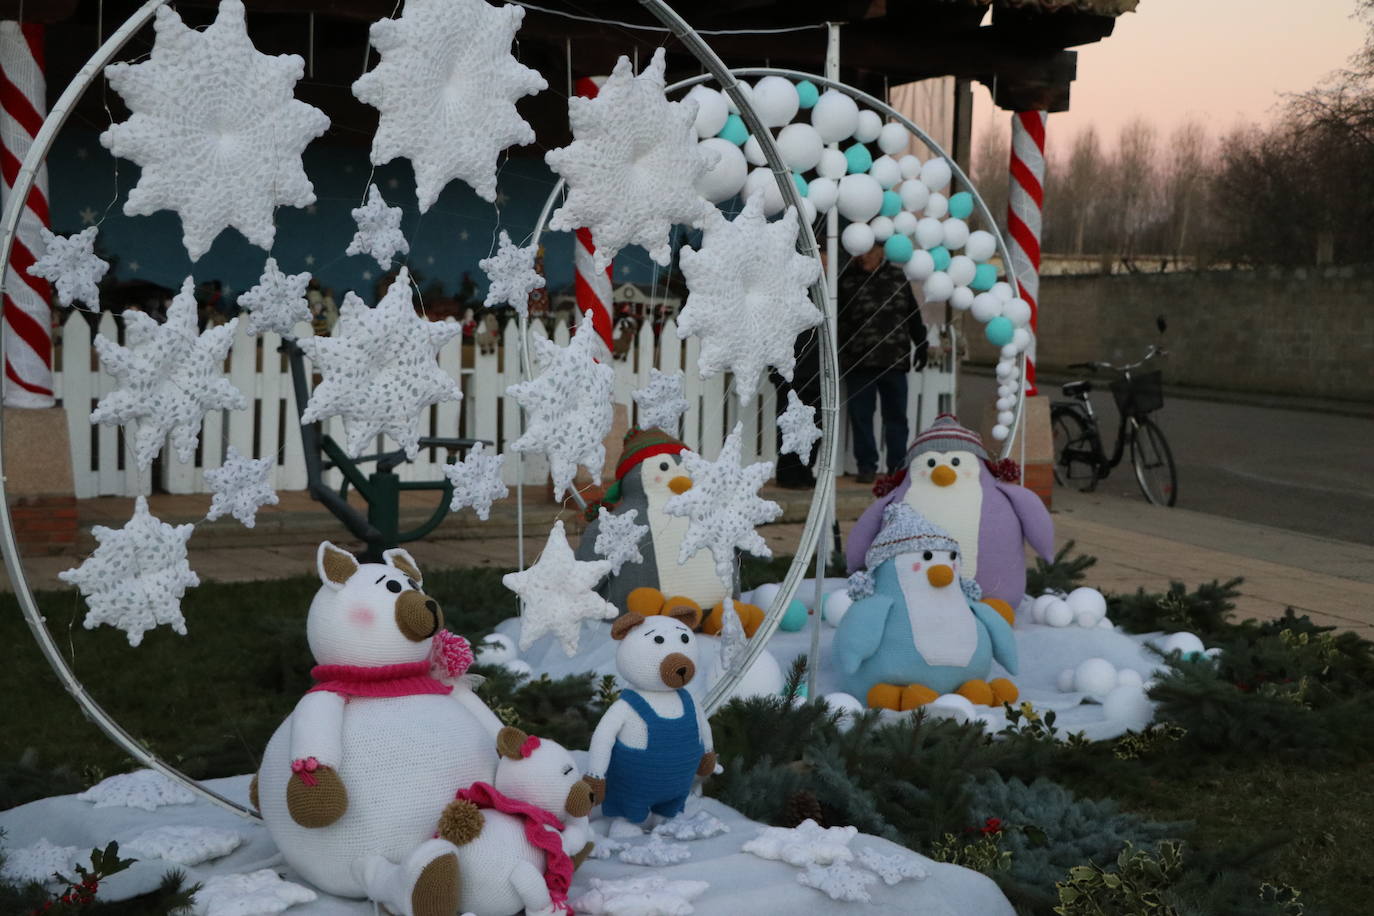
959, 375, 1374, 546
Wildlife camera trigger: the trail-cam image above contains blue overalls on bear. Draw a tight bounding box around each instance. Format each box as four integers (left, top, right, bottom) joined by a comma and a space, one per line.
601, 688, 704, 823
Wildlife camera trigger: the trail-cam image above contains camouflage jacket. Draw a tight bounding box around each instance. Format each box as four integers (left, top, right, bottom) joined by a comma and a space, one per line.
836, 260, 928, 372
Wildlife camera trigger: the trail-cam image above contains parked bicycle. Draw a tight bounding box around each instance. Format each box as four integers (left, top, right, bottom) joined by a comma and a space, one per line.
1051, 321, 1177, 507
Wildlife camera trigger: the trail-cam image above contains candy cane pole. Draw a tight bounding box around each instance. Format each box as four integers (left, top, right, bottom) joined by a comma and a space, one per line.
1006, 110, 1045, 396
572, 76, 614, 357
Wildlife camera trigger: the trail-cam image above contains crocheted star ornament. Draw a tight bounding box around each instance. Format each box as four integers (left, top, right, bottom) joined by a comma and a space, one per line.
29, 226, 107, 310
503, 520, 615, 656
778, 389, 822, 460
204, 446, 278, 528
506, 313, 615, 500
632, 368, 689, 436
443, 442, 509, 520
593, 506, 648, 575
677, 192, 822, 405
298, 267, 462, 459
353, 0, 545, 209
99, 1, 329, 261
479, 230, 544, 317
346, 184, 410, 269
89, 278, 246, 471
58, 496, 199, 647
545, 48, 715, 272
663, 421, 781, 584
238, 257, 311, 337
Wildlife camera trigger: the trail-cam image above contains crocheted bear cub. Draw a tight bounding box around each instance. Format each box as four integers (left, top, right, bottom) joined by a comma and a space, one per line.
256, 543, 504, 916
586, 605, 717, 837
437, 728, 596, 916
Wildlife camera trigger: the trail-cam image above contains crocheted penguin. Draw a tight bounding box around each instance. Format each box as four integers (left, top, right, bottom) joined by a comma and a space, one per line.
836, 504, 1020, 711
847, 414, 1054, 611
576, 427, 765, 636
256, 543, 504, 916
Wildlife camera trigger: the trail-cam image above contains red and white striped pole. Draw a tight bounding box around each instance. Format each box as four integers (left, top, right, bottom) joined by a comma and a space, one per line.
1006, 110, 1046, 397
0, 21, 53, 408
572, 76, 614, 358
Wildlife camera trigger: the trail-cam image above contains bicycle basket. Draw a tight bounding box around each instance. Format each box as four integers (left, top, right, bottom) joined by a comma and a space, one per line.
1111, 370, 1164, 414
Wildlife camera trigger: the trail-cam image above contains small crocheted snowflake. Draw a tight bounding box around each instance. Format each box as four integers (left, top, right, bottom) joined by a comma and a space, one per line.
238, 257, 310, 337
856, 846, 929, 885
546, 48, 715, 272
778, 389, 822, 460
618, 833, 690, 866
479, 230, 544, 317
571, 876, 710, 916
632, 368, 689, 435
506, 313, 615, 500
76, 769, 196, 810
443, 442, 508, 520
346, 183, 409, 269
593, 506, 648, 575
122, 825, 243, 867
204, 446, 278, 528
192, 869, 316, 916
58, 496, 199, 647
677, 193, 822, 405
28, 226, 107, 309
353, 0, 545, 209
797, 862, 878, 903
99, 1, 329, 260
663, 422, 781, 585
653, 810, 730, 841
0, 839, 83, 884
503, 520, 615, 656
89, 278, 246, 470
741, 819, 858, 867
298, 267, 462, 459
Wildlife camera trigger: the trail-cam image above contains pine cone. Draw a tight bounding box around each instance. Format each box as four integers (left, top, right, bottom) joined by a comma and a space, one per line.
784, 790, 824, 828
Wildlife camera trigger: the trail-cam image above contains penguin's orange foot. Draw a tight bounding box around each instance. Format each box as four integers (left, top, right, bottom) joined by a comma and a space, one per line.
626, 587, 667, 616
989, 678, 1019, 704
899, 684, 940, 710
956, 679, 995, 706
702, 602, 765, 637
983, 598, 1016, 626
866, 683, 904, 710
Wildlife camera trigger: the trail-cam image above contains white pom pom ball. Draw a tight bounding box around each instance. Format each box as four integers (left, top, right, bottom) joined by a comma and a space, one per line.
923, 271, 954, 302
837, 173, 884, 222
995, 360, 1014, 379
800, 197, 817, 224
892, 211, 918, 236
926, 692, 977, 724
1074, 657, 1118, 697
869, 215, 894, 242
854, 109, 882, 143
750, 582, 782, 610
823, 692, 864, 725
727, 647, 785, 701
914, 216, 944, 249
902, 249, 934, 281
752, 75, 800, 127
991, 424, 1009, 441
724, 82, 753, 114
991, 281, 1015, 301
869, 155, 901, 189
898, 179, 929, 213
695, 138, 749, 203
1117, 668, 1144, 689
1161, 632, 1206, 657
743, 168, 785, 215
776, 122, 824, 172
1012, 328, 1031, 350
1099, 617, 1115, 630
970, 293, 1002, 322
997, 410, 1014, 426
924, 192, 948, 219
807, 177, 838, 213
811, 89, 859, 143
1066, 587, 1107, 623
1030, 594, 1056, 624
686, 86, 729, 139
742, 134, 767, 167
1000, 344, 1018, 360
941, 218, 970, 250
1056, 668, 1076, 692
950, 286, 974, 311
947, 255, 976, 286
817, 148, 848, 179
841, 221, 876, 256
996, 396, 1015, 411
965, 230, 998, 262
823, 589, 854, 627
919, 157, 952, 191
479, 632, 518, 665
1043, 598, 1073, 627
1102, 684, 1153, 723
1003, 297, 1032, 326
899, 154, 921, 179
878, 122, 910, 155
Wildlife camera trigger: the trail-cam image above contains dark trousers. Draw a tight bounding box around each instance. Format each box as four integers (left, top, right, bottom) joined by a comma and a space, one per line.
847, 368, 909, 474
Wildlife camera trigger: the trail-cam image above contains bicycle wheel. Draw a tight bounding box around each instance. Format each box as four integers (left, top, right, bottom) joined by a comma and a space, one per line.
1130, 416, 1177, 506
1051, 407, 1093, 486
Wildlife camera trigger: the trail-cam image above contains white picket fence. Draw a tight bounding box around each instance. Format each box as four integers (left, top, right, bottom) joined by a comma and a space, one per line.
52, 310, 955, 498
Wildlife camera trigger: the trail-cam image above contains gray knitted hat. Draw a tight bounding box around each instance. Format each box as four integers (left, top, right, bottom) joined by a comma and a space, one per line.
847, 503, 982, 602
903, 413, 988, 466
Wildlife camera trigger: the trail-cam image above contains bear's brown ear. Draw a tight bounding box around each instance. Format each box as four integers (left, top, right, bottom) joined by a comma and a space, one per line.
317, 542, 358, 589
496, 726, 528, 760
665, 602, 702, 630
610, 612, 646, 641
382, 548, 422, 585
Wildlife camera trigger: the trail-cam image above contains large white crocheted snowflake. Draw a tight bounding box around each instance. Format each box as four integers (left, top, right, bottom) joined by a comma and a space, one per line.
503, 520, 615, 656
593, 506, 648, 575
238, 257, 310, 337
677, 193, 822, 405
298, 268, 461, 459
778, 389, 822, 460
58, 496, 199, 647
192, 869, 316, 916
29, 226, 107, 309
572, 875, 710, 916
204, 446, 278, 528
506, 313, 614, 500
479, 230, 544, 317
545, 48, 714, 272
742, 819, 858, 867
353, 0, 545, 209
663, 422, 781, 585
90, 278, 246, 470
346, 184, 410, 269
99, 1, 329, 261
123, 825, 243, 867
443, 442, 508, 520
632, 368, 689, 435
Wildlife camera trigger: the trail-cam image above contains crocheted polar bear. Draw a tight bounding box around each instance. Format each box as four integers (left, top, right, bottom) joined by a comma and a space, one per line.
256, 543, 503, 916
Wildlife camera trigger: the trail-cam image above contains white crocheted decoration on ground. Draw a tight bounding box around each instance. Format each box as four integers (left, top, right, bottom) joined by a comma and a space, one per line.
0, 838, 84, 884
618, 833, 691, 867
855, 846, 929, 885
571, 875, 710, 916
797, 862, 878, 903
503, 520, 614, 656
204, 446, 278, 528
353, 0, 545, 209
777, 389, 822, 460
506, 314, 614, 500
545, 48, 714, 272
653, 810, 729, 841
237, 257, 310, 338
29, 226, 107, 310
121, 825, 243, 866
99, 1, 328, 261
443, 442, 508, 520
89, 277, 246, 471
663, 422, 780, 584
346, 184, 409, 269
479, 230, 545, 317
77, 770, 196, 811
741, 819, 858, 867
593, 507, 648, 575
676, 193, 822, 405
632, 368, 689, 436
59, 498, 199, 647
298, 267, 462, 459
192, 869, 316, 916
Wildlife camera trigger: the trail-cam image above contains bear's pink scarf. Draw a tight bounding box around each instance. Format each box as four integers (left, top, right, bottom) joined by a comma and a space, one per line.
308, 662, 452, 698
454, 781, 574, 914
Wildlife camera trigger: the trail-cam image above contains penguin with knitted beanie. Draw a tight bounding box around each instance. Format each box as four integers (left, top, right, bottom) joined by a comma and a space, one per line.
576, 427, 766, 637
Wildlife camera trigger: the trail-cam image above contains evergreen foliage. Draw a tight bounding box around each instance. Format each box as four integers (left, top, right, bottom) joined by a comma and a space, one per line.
1109, 578, 1243, 636
1026, 540, 1097, 596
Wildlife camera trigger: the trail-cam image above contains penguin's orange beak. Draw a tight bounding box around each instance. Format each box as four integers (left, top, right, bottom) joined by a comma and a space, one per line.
668, 475, 693, 494
927, 565, 954, 588
931, 465, 957, 487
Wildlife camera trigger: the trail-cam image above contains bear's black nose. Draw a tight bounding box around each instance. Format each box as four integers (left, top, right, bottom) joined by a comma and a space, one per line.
425, 599, 438, 613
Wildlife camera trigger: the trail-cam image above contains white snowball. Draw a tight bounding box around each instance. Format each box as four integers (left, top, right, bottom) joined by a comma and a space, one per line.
949, 286, 974, 311
724, 82, 753, 114
502, 658, 532, 677
869, 215, 894, 242
1099, 617, 1115, 630
919, 157, 952, 191
743, 168, 785, 215
811, 89, 859, 143
817, 148, 848, 179
1003, 297, 1032, 326
1031, 593, 1058, 624
995, 360, 1014, 379
752, 75, 800, 128
923, 271, 953, 303
837, 173, 884, 222
685, 85, 729, 139
869, 155, 901, 189
1102, 684, 1153, 723
898, 154, 922, 179
913, 216, 944, 249
478, 632, 517, 664
728, 647, 786, 701
877, 122, 910, 156
991, 424, 1010, 441
898, 178, 930, 213
695, 138, 749, 203
947, 255, 976, 286
996, 396, 1015, 411
924, 192, 948, 219
965, 230, 998, 262
902, 249, 934, 281
1074, 657, 1118, 697
800, 197, 817, 224
926, 692, 976, 724
776, 122, 824, 172
1161, 632, 1206, 657
1012, 328, 1031, 350
1117, 668, 1144, 689
991, 281, 1015, 301
970, 292, 1002, 322
1043, 598, 1073, 627
743, 133, 767, 166
997, 410, 1015, 426
841, 221, 876, 256
1056, 668, 1076, 692
823, 589, 853, 626
1066, 587, 1107, 621
854, 109, 883, 143
823, 692, 864, 726
751, 582, 782, 610
1075, 610, 1102, 629
892, 211, 918, 236
807, 176, 838, 213
941, 218, 969, 250
1000, 344, 1019, 360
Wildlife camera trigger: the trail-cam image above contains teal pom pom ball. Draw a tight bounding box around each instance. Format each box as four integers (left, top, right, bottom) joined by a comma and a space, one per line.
794, 172, 809, 196
718, 114, 748, 146
880, 190, 901, 217
985, 316, 1015, 347
929, 246, 951, 271
971, 263, 998, 291
948, 191, 975, 220
780, 598, 809, 632
844, 143, 873, 174
796, 80, 820, 109
883, 234, 914, 264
